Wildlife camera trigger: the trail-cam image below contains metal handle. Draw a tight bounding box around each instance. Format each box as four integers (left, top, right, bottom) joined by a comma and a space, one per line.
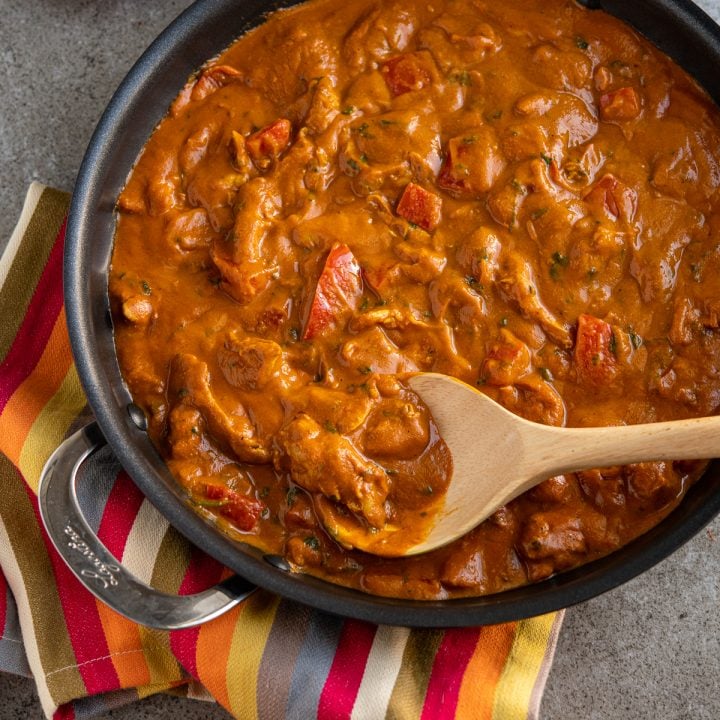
38, 422, 256, 629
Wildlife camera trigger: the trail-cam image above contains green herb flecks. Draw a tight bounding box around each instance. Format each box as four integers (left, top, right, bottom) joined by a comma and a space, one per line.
304, 536, 320, 550
286, 487, 298, 507
539, 367, 553, 382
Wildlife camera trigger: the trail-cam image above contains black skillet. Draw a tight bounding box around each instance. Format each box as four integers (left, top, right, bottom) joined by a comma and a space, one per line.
38, 0, 720, 628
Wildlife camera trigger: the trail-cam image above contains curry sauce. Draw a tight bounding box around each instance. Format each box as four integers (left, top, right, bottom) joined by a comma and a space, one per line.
110, 0, 720, 599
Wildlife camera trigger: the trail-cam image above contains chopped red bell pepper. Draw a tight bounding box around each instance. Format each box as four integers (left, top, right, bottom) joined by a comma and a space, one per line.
600, 87, 641, 121
396, 183, 443, 231
303, 244, 363, 340
202, 484, 263, 531
574, 314, 617, 385
381, 54, 432, 96
246, 119, 292, 169
584, 174, 637, 222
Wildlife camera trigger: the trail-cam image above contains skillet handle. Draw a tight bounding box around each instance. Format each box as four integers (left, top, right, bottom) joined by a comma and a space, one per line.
38, 422, 256, 629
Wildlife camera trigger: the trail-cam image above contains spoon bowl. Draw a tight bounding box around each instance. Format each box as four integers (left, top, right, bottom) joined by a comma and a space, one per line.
354, 373, 720, 557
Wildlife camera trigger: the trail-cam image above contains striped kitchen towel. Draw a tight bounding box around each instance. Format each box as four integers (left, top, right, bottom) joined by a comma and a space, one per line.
0, 183, 564, 720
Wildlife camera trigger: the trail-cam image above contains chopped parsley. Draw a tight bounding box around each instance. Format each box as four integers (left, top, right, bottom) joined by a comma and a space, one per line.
540, 153, 553, 167
609, 331, 618, 356
323, 420, 338, 433
341, 105, 356, 115
304, 536, 320, 550
286, 487, 298, 507
140, 280, 152, 296
575, 36, 589, 50
450, 70, 473, 86
465, 276, 484, 293
355, 122, 373, 138
629, 330, 643, 350
539, 367, 553, 382
549, 252, 569, 280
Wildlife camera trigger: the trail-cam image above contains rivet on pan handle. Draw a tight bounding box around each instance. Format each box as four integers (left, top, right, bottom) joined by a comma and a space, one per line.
38, 422, 256, 629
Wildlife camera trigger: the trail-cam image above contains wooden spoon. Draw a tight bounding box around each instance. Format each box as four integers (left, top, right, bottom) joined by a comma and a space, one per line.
379, 372, 720, 557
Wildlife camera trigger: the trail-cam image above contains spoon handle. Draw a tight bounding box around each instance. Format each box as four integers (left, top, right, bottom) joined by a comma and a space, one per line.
537, 414, 720, 477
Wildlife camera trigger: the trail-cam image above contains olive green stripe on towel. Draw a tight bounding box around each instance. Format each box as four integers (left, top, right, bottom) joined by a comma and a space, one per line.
0, 454, 86, 703
386, 628, 444, 720
0, 187, 69, 361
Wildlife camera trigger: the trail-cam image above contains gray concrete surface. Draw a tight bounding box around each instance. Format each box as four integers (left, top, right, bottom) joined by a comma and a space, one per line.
1, 0, 720, 718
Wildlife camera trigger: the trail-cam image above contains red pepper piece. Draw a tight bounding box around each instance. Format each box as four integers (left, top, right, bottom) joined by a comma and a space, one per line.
600, 87, 641, 121
396, 183, 443, 231
303, 244, 363, 340
584, 174, 637, 222
381, 54, 432, 96
202, 484, 262, 532
574, 314, 618, 385
246, 119, 292, 169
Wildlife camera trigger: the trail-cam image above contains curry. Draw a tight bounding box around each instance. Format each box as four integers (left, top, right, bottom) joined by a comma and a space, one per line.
110, 0, 720, 599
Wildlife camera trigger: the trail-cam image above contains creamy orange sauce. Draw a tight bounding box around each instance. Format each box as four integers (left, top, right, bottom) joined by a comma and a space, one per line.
111, 0, 720, 599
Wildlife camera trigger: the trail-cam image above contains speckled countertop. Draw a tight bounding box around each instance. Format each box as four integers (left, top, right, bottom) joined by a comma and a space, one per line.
1, 1, 719, 718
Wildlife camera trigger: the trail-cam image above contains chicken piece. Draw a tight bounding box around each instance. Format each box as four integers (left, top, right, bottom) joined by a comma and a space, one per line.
496, 374, 566, 426
519, 511, 587, 568
394, 242, 447, 283
362, 398, 430, 459
600, 87, 641, 121
217, 336, 285, 391
167, 404, 205, 461
190, 65, 243, 103
577, 467, 626, 510
428, 273, 487, 328
417, 14, 501, 71
514, 91, 598, 148
527, 44, 591, 92
164, 207, 217, 254
274, 413, 388, 527
229, 131, 255, 181
455, 226, 502, 287
501, 123, 549, 162
170, 353, 270, 463
438, 128, 506, 197
248, 26, 339, 106
630, 197, 702, 303
301, 386, 373, 434
498, 254, 572, 347
303, 77, 340, 135
669, 298, 700, 346
340, 327, 418, 374
625, 461, 679, 505
481, 330, 531, 386
210, 177, 280, 304
342, 2, 420, 70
